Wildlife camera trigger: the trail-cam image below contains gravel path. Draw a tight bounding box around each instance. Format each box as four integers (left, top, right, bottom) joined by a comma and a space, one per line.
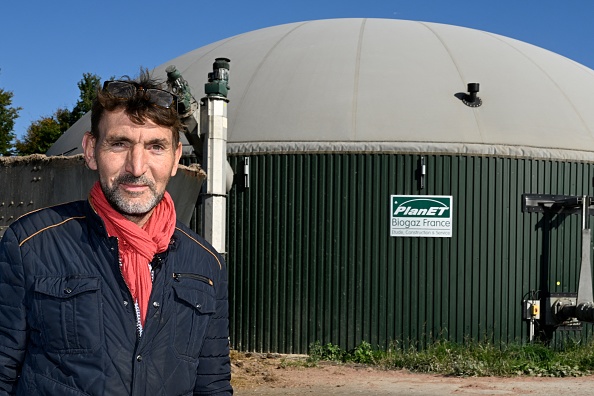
233, 356, 594, 395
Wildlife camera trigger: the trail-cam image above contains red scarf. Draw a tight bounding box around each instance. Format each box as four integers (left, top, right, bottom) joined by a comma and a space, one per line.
90, 181, 176, 326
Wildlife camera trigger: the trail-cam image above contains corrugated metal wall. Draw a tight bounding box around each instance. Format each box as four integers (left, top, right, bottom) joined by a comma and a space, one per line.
226, 153, 594, 354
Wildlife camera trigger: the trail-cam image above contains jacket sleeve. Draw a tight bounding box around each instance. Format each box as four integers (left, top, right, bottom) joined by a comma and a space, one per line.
193, 253, 233, 395
0, 228, 28, 395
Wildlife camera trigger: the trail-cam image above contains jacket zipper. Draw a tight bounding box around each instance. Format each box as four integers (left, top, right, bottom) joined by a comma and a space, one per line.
172, 272, 213, 286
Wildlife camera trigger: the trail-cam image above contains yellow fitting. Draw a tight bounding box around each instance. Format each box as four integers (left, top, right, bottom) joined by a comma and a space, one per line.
531, 304, 539, 316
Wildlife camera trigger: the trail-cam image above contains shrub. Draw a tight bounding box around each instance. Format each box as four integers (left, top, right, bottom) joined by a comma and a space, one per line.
307, 338, 594, 377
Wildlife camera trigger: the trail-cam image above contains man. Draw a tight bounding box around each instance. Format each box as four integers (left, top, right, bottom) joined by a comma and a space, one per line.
0, 71, 233, 395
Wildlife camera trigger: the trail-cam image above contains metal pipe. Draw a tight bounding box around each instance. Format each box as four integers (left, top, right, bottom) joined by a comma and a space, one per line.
202, 58, 231, 255
244, 157, 250, 189
575, 302, 594, 323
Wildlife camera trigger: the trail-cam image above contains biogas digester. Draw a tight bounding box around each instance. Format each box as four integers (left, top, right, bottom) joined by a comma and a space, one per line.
390, 195, 453, 238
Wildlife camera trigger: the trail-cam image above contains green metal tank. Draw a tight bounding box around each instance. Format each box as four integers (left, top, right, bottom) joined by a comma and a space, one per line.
49, 18, 594, 354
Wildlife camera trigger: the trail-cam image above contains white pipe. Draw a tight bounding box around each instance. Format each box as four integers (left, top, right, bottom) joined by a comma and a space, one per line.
201, 97, 228, 254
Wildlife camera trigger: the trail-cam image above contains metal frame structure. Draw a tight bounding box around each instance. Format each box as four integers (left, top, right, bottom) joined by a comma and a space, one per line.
522, 194, 594, 341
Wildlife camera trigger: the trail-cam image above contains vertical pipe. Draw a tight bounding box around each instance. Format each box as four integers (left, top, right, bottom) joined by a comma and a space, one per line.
201, 58, 230, 255
202, 97, 228, 254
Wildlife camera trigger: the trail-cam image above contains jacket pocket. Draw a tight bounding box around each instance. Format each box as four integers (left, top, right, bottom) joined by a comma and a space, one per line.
33, 275, 102, 353
18, 369, 92, 396
172, 274, 216, 360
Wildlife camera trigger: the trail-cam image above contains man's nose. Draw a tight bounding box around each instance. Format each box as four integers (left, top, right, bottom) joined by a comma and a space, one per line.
125, 144, 147, 176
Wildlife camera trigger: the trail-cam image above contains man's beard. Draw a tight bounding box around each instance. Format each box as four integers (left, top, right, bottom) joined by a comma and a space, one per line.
101, 174, 164, 217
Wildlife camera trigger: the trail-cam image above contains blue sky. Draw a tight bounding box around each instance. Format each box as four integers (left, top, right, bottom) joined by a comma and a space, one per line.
1, 0, 593, 140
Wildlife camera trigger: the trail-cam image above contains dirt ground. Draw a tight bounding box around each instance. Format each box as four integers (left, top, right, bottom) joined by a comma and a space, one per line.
231, 351, 594, 395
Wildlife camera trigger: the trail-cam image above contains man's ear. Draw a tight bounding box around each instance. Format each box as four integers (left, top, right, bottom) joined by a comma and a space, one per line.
170, 142, 183, 177
82, 132, 98, 170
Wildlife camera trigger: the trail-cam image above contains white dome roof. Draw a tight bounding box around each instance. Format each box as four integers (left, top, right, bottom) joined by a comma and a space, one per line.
50, 18, 594, 161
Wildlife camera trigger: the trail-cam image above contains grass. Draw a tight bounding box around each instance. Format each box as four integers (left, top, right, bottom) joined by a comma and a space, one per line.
305, 338, 594, 377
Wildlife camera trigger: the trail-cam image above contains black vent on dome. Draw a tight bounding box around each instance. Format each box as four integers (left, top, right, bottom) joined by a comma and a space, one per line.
461, 83, 482, 107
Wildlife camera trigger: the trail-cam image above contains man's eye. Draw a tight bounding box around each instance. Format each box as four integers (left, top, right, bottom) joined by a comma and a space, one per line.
107, 142, 127, 151
151, 145, 165, 151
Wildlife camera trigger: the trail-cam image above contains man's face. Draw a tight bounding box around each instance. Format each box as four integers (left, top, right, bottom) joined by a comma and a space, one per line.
82, 109, 182, 226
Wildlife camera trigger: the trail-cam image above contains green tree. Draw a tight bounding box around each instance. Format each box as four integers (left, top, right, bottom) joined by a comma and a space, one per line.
15, 72, 100, 155
69, 72, 100, 125
0, 87, 21, 156
15, 108, 70, 155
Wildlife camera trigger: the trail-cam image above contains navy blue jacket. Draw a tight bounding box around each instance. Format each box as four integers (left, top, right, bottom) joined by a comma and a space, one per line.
0, 200, 232, 395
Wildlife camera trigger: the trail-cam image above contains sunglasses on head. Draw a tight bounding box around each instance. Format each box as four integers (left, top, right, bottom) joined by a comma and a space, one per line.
102, 80, 178, 110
